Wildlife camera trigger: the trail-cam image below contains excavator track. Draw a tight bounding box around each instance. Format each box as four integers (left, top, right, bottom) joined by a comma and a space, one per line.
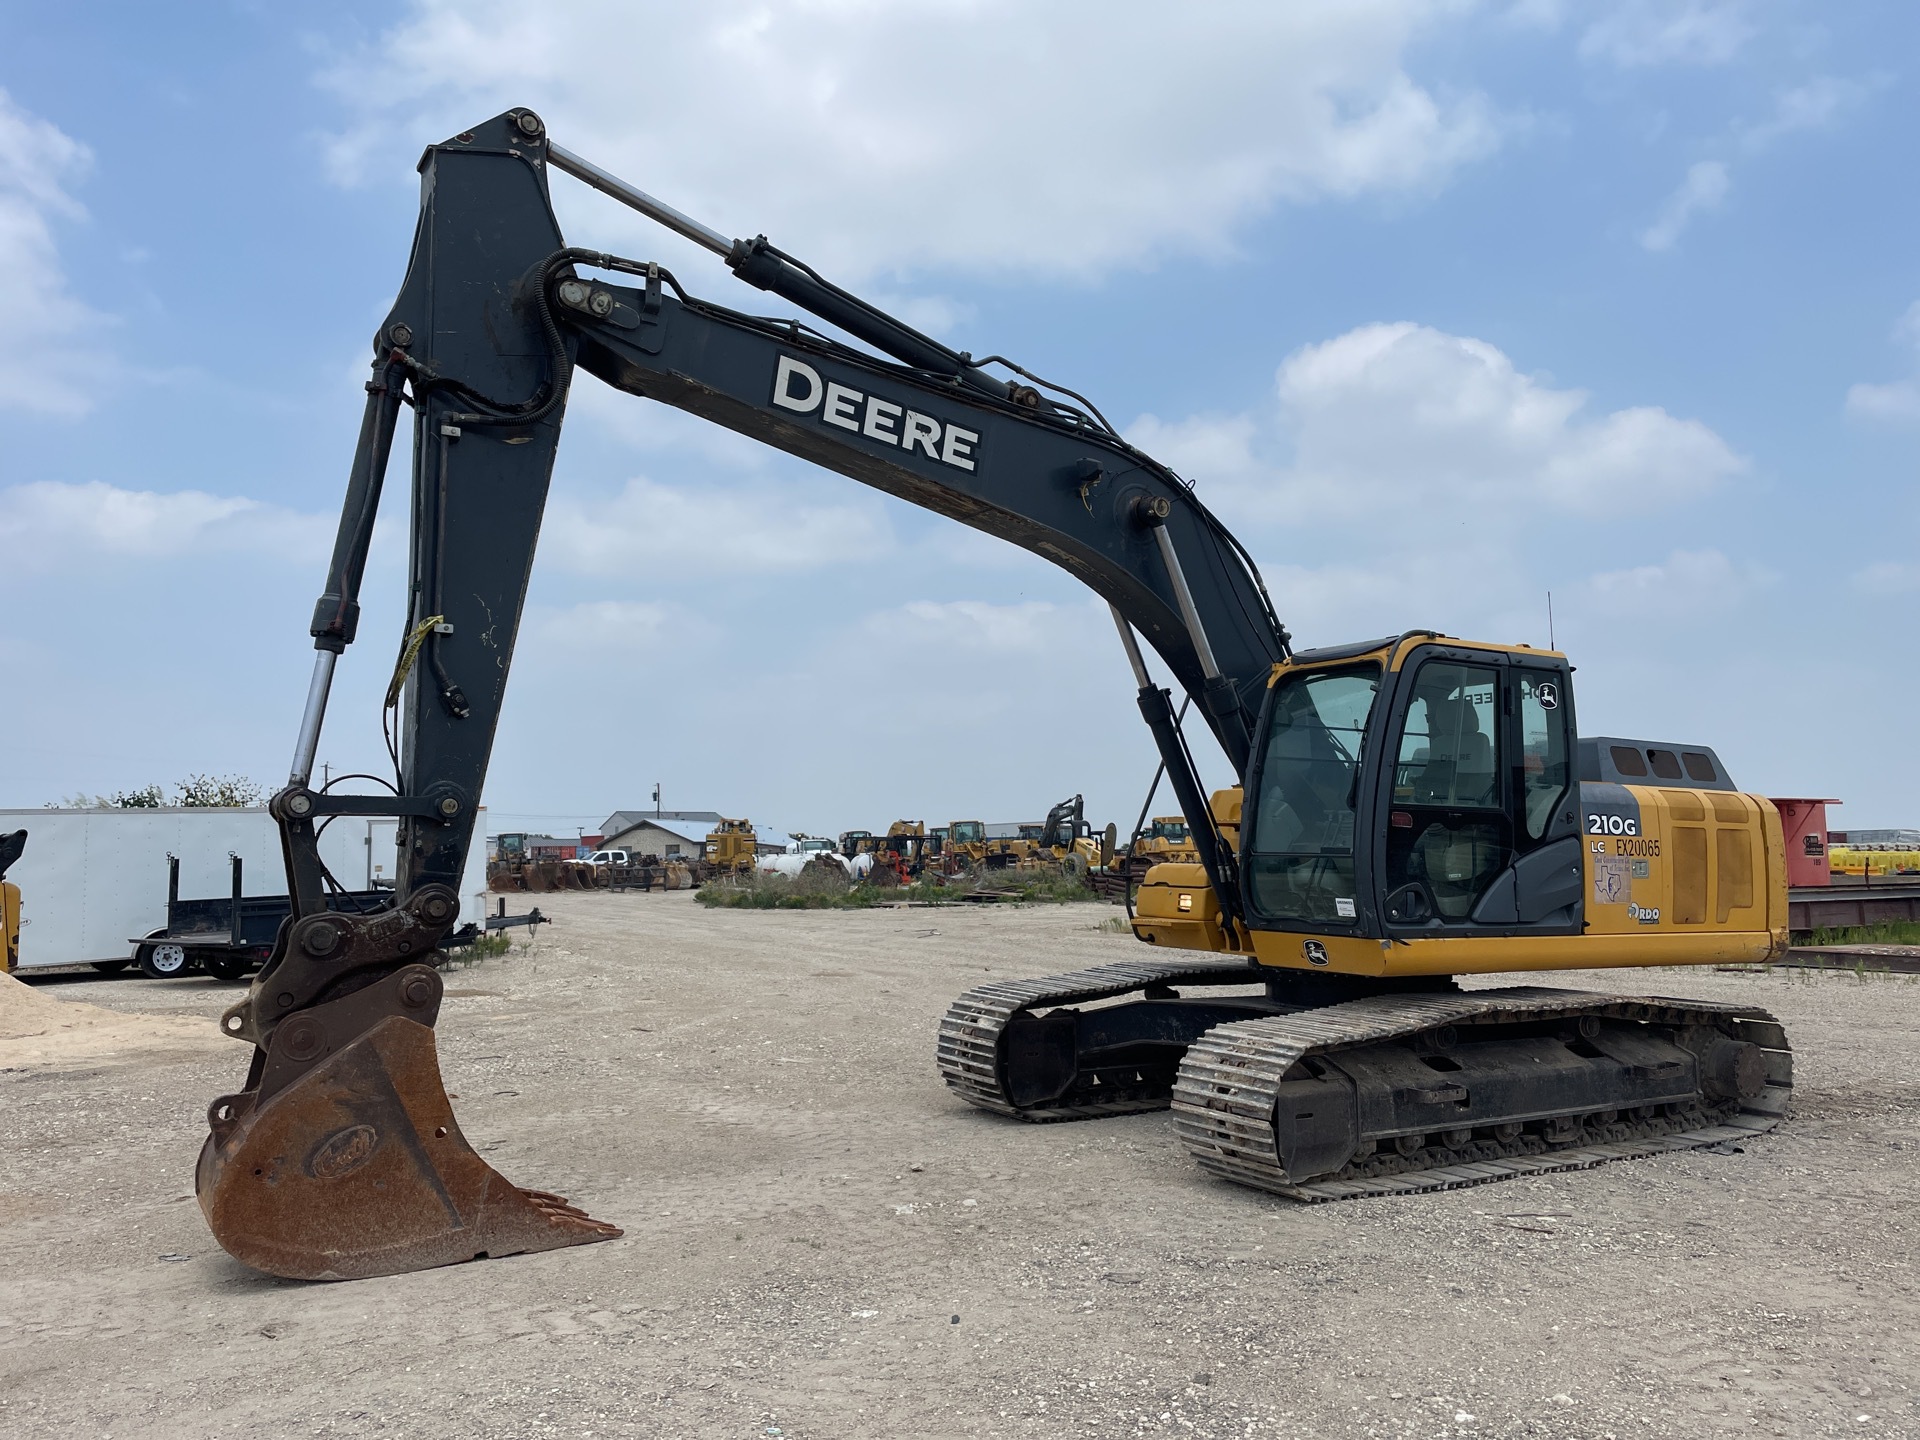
1172, 986, 1791, 1202
938, 957, 1260, 1120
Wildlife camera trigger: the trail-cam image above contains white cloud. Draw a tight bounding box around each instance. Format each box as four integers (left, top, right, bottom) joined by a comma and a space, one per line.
1582, 547, 1769, 618
1639, 160, 1730, 252
566, 381, 782, 469
542, 475, 893, 579
861, 292, 976, 341
0, 481, 327, 572
1881, 302, 1917, 354
1853, 562, 1920, 596
1580, 1, 1751, 68
1847, 378, 1920, 425
864, 599, 1064, 656
0, 90, 108, 416
1631, 75, 1875, 259
1131, 320, 1744, 524
1738, 76, 1878, 152
1845, 301, 1920, 425
1499, 0, 1567, 30
315, 0, 1511, 281
524, 599, 677, 652
1265, 547, 1533, 647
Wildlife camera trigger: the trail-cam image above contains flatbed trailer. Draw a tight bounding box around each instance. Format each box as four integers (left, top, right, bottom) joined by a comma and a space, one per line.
130, 854, 392, 980
134, 861, 550, 979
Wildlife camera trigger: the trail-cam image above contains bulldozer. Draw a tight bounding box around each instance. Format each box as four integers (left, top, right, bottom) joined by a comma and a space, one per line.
1132, 815, 1198, 865
194, 109, 1791, 1281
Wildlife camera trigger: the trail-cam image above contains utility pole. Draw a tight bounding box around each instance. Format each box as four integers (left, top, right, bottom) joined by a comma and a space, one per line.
653, 783, 661, 817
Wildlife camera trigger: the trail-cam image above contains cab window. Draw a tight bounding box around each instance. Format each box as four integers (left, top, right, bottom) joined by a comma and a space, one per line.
1385, 661, 1508, 920
1517, 670, 1571, 842
1246, 665, 1379, 924
1393, 663, 1498, 808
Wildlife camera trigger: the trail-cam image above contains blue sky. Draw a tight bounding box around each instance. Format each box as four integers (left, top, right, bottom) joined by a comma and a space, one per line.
1, 0, 1914, 841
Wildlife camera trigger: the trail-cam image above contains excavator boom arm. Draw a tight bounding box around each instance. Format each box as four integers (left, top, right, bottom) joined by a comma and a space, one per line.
199, 108, 1287, 1280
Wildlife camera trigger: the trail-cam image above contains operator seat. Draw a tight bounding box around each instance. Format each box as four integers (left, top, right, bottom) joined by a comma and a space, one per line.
1405, 689, 1505, 917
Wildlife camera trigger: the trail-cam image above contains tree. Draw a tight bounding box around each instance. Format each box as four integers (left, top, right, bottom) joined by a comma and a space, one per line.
54, 776, 264, 808
173, 774, 265, 807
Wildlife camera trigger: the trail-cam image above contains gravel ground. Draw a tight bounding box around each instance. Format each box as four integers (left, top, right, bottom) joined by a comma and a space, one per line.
2, 891, 1916, 1439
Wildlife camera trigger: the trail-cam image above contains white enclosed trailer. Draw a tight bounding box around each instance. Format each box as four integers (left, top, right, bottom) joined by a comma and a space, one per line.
0, 807, 488, 972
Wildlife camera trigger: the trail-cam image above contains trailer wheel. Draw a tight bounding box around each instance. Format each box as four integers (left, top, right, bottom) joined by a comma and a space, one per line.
89, 959, 132, 975
138, 943, 190, 979
203, 954, 253, 983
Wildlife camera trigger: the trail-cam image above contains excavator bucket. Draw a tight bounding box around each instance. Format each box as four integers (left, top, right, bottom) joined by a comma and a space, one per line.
198, 969, 619, 1281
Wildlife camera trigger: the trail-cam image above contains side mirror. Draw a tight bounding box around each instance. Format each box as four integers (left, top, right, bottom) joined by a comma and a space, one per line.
1385, 884, 1433, 923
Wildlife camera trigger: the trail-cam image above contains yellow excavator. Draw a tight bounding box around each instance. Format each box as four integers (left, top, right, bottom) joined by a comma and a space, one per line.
194, 110, 1790, 1280
1031, 794, 1117, 875
868, 821, 932, 884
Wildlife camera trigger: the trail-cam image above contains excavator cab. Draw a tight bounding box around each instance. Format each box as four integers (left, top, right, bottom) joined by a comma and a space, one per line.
1241, 634, 1581, 946
1134, 630, 1782, 984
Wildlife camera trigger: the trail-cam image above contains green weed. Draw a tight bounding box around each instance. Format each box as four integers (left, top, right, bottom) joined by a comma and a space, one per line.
1803, 921, 1920, 947
697, 867, 1099, 910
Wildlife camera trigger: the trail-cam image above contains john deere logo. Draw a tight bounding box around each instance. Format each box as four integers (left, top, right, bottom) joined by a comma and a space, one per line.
306, 1124, 379, 1181
1302, 940, 1330, 967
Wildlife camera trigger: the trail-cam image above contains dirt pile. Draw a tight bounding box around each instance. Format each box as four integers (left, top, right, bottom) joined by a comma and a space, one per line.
0, 971, 225, 1067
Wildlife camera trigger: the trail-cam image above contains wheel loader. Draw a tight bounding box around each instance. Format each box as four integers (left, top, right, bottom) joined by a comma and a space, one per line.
699, 817, 758, 878
191, 109, 1790, 1280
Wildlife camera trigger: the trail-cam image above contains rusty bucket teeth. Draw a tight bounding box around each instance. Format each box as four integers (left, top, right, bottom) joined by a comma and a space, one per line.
197, 1014, 619, 1281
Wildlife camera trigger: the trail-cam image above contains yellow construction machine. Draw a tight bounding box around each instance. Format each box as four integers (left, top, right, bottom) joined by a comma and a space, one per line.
1827, 846, 1920, 877
868, 821, 932, 884
936, 819, 994, 872
1132, 815, 1198, 864
700, 818, 758, 877
1, 830, 22, 973
1029, 794, 1117, 876
194, 110, 1793, 1280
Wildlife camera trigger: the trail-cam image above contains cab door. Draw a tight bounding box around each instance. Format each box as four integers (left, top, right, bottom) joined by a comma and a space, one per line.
1376, 647, 1582, 935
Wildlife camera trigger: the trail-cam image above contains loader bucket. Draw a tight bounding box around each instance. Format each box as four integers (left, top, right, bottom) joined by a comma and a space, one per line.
197, 1011, 620, 1281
